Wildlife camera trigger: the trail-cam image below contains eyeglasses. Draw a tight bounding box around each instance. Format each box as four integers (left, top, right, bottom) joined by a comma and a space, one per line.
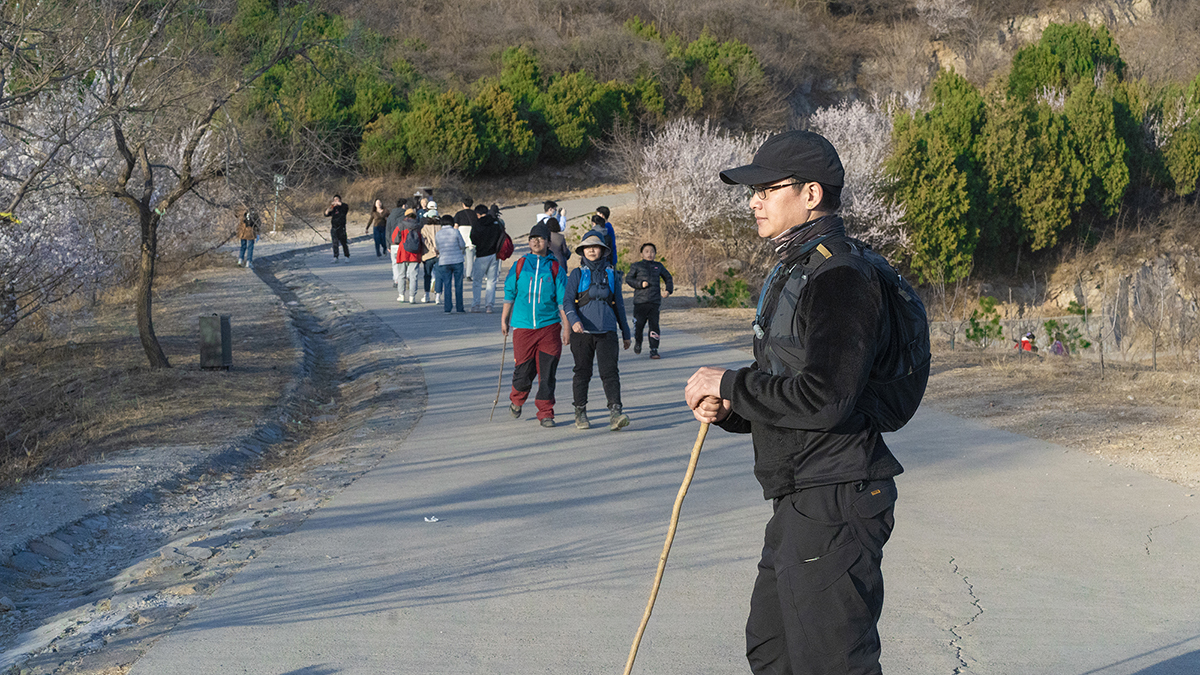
750, 182, 804, 200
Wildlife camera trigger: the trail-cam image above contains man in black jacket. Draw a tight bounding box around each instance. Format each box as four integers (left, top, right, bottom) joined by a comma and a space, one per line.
684, 130, 903, 675
625, 242, 673, 358
324, 194, 350, 262
455, 196, 479, 281
469, 203, 504, 313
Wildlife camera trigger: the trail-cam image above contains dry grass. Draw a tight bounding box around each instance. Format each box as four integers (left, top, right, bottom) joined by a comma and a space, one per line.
0, 256, 295, 489
926, 346, 1200, 488
662, 303, 1200, 489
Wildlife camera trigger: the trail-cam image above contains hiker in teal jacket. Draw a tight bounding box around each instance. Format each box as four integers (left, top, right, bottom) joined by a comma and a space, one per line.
501, 223, 570, 426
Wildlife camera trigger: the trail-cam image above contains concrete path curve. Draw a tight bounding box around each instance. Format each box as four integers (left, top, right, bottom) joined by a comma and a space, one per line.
130, 198, 1200, 675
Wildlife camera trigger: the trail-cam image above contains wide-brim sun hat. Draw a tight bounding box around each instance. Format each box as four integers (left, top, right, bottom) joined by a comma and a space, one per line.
575, 232, 610, 256
719, 130, 844, 188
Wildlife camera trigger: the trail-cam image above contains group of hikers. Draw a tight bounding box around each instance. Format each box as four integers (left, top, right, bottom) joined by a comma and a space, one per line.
281, 128, 923, 675
323, 193, 675, 432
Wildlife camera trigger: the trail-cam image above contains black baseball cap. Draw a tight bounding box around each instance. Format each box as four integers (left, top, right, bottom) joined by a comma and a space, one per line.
529, 223, 551, 241
719, 130, 844, 188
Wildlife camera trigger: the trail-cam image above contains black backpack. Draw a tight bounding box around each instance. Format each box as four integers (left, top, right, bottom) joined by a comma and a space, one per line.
762, 236, 929, 432
402, 225, 423, 254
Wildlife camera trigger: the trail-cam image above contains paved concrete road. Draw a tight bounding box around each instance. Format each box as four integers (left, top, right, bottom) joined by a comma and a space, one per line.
133, 198, 1200, 674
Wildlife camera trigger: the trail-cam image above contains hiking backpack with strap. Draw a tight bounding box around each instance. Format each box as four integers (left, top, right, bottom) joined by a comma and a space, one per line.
402, 226, 424, 254
513, 255, 560, 280
497, 229, 514, 261
755, 236, 930, 432
575, 266, 618, 310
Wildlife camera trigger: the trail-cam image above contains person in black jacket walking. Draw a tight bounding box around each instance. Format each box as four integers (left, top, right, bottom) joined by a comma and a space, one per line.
625, 242, 673, 358
469, 203, 504, 313
684, 130, 903, 675
324, 194, 350, 262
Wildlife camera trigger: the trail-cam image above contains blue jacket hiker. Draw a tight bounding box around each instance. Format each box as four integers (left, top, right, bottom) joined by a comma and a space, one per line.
501, 223, 570, 427
564, 232, 631, 432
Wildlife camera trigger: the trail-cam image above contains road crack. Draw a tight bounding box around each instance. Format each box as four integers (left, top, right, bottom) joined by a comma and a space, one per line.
1145, 513, 1193, 556
948, 557, 983, 674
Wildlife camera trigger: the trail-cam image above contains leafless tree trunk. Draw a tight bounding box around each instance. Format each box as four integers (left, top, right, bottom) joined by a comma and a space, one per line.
100, 1, 306, 367
1133, 260, 1173, 372
927, 268, 971, 349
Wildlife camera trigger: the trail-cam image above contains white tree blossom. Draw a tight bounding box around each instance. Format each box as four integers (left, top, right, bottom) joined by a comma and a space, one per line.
1, 80, 126, 334
808, 97, 909, 251
638, 117, 769, 233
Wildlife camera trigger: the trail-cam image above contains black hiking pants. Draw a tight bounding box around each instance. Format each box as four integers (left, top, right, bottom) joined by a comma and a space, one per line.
569, 331, 621, 409
633, 302, 661, 351
331, 226, 350, 258
746, 478, 897, 675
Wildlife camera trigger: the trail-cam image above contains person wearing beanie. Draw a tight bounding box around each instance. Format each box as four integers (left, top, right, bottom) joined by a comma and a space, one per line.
501, 222, 570, 427
563, 232, 631, 431
684, 130, 908, 675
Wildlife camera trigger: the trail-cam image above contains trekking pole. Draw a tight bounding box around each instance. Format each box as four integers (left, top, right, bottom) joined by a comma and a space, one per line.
623, 421, 710, 675
489, 330, 509, 421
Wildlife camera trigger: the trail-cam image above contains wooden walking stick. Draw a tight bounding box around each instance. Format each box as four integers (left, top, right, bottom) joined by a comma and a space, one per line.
623, 421, 710, 675
489, 330, 509, 421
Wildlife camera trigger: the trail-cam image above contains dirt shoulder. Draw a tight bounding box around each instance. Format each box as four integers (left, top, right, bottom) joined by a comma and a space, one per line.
661, 301, 1200, 490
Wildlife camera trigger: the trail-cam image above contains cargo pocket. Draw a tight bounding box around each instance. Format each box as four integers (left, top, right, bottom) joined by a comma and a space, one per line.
849, 479, 897, 560
780, 539, 873, 657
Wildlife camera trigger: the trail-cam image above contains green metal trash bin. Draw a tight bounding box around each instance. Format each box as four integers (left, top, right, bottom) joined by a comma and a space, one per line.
199, 314, 232, 370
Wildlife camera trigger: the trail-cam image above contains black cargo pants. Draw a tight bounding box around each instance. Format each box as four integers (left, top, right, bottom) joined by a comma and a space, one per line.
746, 478, 897, 675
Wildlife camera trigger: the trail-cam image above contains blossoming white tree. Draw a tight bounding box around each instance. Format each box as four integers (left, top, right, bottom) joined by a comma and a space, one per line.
808, 97, 910, 252
1, 0, 309, 367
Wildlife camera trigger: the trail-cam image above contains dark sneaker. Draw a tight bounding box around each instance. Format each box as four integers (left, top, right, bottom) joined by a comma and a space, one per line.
509, 403, 522, 419
649, 350, 660, 359
609, 405, 630, 431
540, 417, 555, 428
633, 343, 642, 355
574, 407, 590, 429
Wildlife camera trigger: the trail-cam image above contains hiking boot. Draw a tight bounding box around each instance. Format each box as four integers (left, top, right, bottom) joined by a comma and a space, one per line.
574, 407, 590, 430
540, 417, 555, 428
633, 343, 642, 355
509, 403, 522, 419
649, 350, 660, 359
609, 405, 630, 431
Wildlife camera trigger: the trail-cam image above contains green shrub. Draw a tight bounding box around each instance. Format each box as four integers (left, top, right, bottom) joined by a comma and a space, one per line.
1008, 22, 1125, 100
499, 46, 543, 111
403, 91, 487, 175
359, 110, 408, 174
534, 72, 631, 164
965, 296, 1004, 348
700, 268, 751, 308
472, 82, 539, 174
